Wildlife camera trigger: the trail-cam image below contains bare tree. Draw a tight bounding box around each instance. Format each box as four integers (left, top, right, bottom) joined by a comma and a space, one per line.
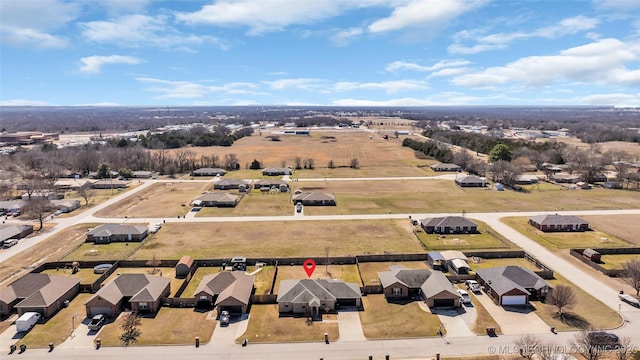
350, 158, 360, 169
547, 285, 577, 319
119, 312, 142, 346
294, 157, 302, 170
306, 158, 315, 170
538, 343, 573, 360
328, 159, 335, 169
22, 197, 54, 230
615, 336, 634, 360
224, 154, 239, 170
146, 254, 161, 274
571, 330, 605, 360
514, 334, 542, 359
622, 259, 640, 296
325, 246, 330, 275
280, 159, 287, 168
77, 183, 95, 206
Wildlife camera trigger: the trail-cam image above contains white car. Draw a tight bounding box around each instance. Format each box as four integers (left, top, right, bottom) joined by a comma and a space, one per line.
465, 280, 481, 293
457, 289, 472, 304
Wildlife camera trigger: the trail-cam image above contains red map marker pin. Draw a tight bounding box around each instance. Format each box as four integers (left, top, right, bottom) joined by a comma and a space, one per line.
303, 259, 316, 278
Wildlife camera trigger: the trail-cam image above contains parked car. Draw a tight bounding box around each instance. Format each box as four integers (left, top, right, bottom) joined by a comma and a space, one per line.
296, 203, 303, 213
2, 239, 18, 248
465, 280, 481, 293
191, 207, 201, 212
16, 312, 41, 332
587, 331, 619, 347
54, 210, 63, 216
457, 289, 472, 304
88, 314, 107, 331
619, 292, 640, 308
219, 310, 230, 326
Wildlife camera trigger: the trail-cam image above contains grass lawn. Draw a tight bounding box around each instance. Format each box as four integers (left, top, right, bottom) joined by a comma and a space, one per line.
358, 261, 430, 286
254, 266, 276, 295
61, 242, 141, 262
197, 191, 293, 217
129, 219, 424, 260
94, 181, 212, 218
273, 264, 361, 293
180, 266, 221, 297
415, 220, 516, 251
599, 254, 640, 270
582, 215, 640, 246
531, 274, 622, 331
16, 293, 92, 347
295, 180, 640, 215
470, 257, 549, 272
501, 217, 631, 251
359, 294, 443, 339
97, 308, 216, 346
237, 304, 339, 343
41, 268, 101, 284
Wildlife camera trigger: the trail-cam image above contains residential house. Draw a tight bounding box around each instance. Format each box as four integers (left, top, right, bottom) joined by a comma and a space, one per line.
420, 216, 478, 234
0, 224, 33, 244
0, 273, 79, 318
430, 163, 461, 172
213, 179, 252, 190
455, 175, 488, 187
254, 179, 289, 192
51, 199, 81, 213
528, 214, 589, 232
262, 167, 293, 176
291, 192, 336, 206
192, 168, 226, 176
514, 175, 539, 185
54, 179, 94, 191
377, 267, 460, 308
193, 272, 255, 315
85, 274, 170, 317
91, 179, 129, 189
476, 266, 552, 306
86, 224, 148, 244
192, 193, 239, 207
175, 256, 194, 278
0, 200, 26, 212
440, 250, 471, 274
277, 279, 361, 317
550, 173, 581, 183
132, 171, 153, 178
21, 191, 63, 201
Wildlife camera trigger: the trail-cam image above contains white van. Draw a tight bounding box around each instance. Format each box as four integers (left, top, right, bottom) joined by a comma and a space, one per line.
16, 312, 41, 332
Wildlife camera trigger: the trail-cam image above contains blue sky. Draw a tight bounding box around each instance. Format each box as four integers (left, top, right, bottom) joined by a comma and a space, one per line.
1, 0, 640, 107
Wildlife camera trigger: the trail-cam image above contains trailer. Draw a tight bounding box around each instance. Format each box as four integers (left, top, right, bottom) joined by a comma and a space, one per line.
16, 312, 41, 332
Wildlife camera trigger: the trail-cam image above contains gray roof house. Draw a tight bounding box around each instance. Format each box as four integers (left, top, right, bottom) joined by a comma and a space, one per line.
0, 273, 79, 318
262, 167, 293, 176
193, 272, 255, 314
455, 175, 488, 187
0, 224, 33, 243
430, 163, 462, 172
291, 192, 336, 206
86, 224, 148, 244
192, 193, 239, 207
192, 168, 227, 176
213, 179, 252, 190
528, 214, 589, 232
254, 179, 289, 192
420, 216, 478, 234
476, 266, 552, 306
277, 279, 361, 318
378, 267, 460, 308
85, 274, 170, 317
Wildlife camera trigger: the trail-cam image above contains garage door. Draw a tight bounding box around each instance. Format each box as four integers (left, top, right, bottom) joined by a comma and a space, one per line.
88, 307, 112, 317
501, 295, 527, 305
433, 299, 455, 307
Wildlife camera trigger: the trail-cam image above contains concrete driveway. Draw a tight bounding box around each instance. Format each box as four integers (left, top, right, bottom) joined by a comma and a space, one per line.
474, 291, 549, 335
337, 308, 365, 341
57, 317, 103, 349
208, 312, 249, 346
431, 306, 475, 338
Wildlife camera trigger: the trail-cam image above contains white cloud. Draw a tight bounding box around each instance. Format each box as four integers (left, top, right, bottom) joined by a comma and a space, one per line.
96, 0, 152, 16
449, 15, 601, 54
427, 67, 471, 78
385, 60, 470, 73
80, 14, 226, 50
1, 27, 69, 48
575, 93, 640, 107
79, 55, 143, 74
332, 80, 428, 93
137, 77, 263, 99
451, 38, 640, 88
594, 0, 640, 10
0, 99, 52, 106
368, 0, 485, 34
264, 78, 326, 90
330, 27, 364, 47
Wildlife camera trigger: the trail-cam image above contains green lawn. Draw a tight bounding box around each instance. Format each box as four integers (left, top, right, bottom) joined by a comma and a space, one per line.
237, 304, 339, 343
501, 217, 631, 251
599, 254, 640, 270
471, 257, 548, 272
359, 294, 443, 339
415, 220, 516, 251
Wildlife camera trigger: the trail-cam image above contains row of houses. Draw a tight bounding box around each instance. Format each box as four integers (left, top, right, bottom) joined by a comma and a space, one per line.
191, 167, 293, 177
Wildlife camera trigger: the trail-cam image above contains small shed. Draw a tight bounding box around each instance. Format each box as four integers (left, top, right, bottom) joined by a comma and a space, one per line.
175, 256, 194, 278
582, 248, 601, 263
450, 258, 471, 274
427, 252, 445, 271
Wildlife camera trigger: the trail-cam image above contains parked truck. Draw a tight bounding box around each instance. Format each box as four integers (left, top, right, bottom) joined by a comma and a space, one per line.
16, 312, 41, 332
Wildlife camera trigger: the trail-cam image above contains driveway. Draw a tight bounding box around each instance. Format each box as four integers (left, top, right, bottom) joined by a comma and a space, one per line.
431, 306, 475, 338
474, 291, 549, 335
337, 308, 365, 341
208, 312, 249, 346
57, 317, 103, 349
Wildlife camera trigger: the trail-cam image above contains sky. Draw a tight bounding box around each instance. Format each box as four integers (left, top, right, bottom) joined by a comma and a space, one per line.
1, 0, 640, 107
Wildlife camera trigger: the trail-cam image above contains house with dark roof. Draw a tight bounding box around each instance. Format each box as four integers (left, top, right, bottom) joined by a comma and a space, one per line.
85, 274, 170, 317
0, 273, 79, 318
192, 168, 227, 176
86, 224, 148, 244
291, 192, 336, 206
0, 224, 33, 244
476, 266, 552, 306
277, 279, 361, 317
262, 167, 293, 176
193, 272, 255, 315
132, 171, 153, 178
254, 179, 289, 192
91, 179, 129, 189
213, 179, 252, 190
192, 193, 239, 207
377, 267, 460, 308
420, 216, 478, 234
455, 175, 488, 187
430, 163, 461, 172
528, 214, 589, 232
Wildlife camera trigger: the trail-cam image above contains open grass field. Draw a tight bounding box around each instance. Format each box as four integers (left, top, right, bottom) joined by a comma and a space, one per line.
598, 254, 640, 270
273, 264, 361, 293
294, 179, 640, 215
197, 191, 293, 217
359, 294, 443, 339
42, 268, 101, 284
63, 186, 141, 213
416, 220, 516, 251
129, 219, 424, 260
501, 217, 631, 251
531, 274, 623, 331
62, 241, 143, 262
544, 136, 640, 158
582, 215, 640, 246
102, 267, 185, 297
237, 304, 339, 343
94, 181, 212, 218
97, 308, 216, 346
358, 261, 430, 286
16, 293, 92, 347
0, 223, 95, 287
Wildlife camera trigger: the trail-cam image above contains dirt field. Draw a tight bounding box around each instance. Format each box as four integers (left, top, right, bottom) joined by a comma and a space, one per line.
197, 191, 293, 217
128, 219, 424, 260
582, 215, 640, 246
94, 181, 212, 218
